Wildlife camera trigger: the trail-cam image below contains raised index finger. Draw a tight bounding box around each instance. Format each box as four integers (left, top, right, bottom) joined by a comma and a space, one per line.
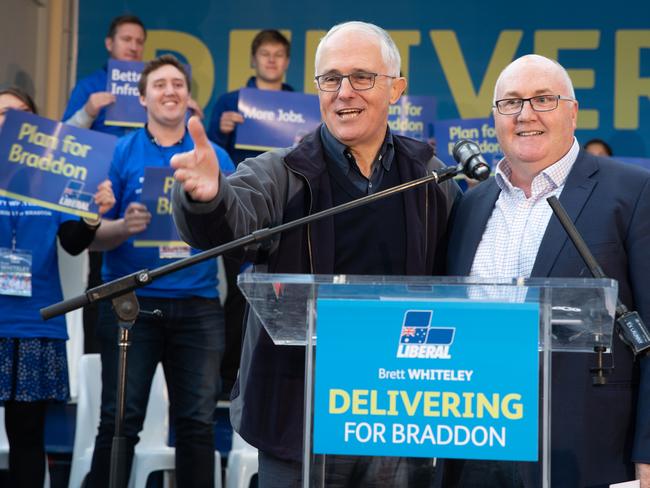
187, 115, 211, 151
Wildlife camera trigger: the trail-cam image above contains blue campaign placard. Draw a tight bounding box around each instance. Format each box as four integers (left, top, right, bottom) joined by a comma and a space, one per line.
313, 299, 539, 461
435, 117, 503, 169
388, 95, 437, 141
133, 166, 185, 247
104, 60, 147, 128
0, 110, 116, 219
235, 88, 321, 151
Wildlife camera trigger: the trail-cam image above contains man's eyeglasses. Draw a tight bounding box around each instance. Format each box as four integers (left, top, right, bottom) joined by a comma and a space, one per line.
493, 95, 576, 115
314, 71, 396, 92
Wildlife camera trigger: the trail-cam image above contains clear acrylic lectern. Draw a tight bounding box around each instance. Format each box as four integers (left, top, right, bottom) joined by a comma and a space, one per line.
239, 274, 618, 488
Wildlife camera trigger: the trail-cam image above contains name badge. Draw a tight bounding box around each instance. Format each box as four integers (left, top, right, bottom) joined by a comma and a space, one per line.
0, 248, 33, 297
159, 245, 191, 260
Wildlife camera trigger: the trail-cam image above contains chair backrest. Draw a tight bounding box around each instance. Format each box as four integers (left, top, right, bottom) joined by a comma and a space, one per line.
0, 406, 9, 469
71, 354, 102, 460
71, 355, 169, 453
230, 431, 255, 451
135, 363, 169, 448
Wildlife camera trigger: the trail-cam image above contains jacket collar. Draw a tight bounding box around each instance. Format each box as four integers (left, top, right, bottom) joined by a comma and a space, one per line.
451, 178, 501, 275
284, 126, 329, 181
392, 136, 435, 275
284, 124, 434, 179
245, 76, 294, 92
531, 149, 599, 276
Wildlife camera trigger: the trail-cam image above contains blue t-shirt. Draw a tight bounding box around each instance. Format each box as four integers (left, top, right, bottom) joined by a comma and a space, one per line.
103, 127, 235, 298
0, 199, 76, 339
207, 76, 294, 164
62, 65, 132, 138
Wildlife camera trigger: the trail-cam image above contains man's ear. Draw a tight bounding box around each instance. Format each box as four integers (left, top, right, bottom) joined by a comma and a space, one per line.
105, 37, 113, 55
570, 99, 579, 130
389, 77, 407, 104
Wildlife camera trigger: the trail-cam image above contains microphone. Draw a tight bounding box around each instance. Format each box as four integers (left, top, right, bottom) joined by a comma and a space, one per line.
452, 140, 491, 181
547, 196, 650, 357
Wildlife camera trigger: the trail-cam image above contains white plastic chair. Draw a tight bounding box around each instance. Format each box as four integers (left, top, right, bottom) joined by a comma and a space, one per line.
128, 362, 172, 488
225, 431, 258, 488
67, 354, 102, 488
58, 245, 89, 400
0, 407, 8, 470
0, 406, 51, 487
68, 355, 222, 488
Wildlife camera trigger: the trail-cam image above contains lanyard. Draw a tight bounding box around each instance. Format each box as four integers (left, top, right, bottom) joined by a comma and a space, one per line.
148, 129, 187, 167
2, 198, 21, 251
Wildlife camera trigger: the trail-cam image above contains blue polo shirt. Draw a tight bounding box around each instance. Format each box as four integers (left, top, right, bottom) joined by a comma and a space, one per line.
0, 200, 76, 339
207, 76, 294, 164
62, 65, 132, 138
103, 127, 235, 298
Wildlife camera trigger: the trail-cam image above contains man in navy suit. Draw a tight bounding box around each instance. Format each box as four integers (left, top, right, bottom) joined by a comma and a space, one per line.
443, 54, 650, 487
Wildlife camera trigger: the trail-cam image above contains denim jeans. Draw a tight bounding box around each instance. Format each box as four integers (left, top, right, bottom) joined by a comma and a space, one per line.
85, 296, 225, 488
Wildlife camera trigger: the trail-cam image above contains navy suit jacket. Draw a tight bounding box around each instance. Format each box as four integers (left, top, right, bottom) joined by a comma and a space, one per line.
445, 150, 650, 487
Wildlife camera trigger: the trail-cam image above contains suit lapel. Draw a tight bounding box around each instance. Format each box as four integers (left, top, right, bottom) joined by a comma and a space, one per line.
531, 151, 599, 277
452, 179, 501, 275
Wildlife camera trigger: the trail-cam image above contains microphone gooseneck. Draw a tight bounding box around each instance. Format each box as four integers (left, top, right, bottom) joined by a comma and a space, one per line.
547, 195, 650, 358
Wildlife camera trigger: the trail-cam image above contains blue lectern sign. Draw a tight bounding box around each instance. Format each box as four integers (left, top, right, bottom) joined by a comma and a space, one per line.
313, 299, 539, 461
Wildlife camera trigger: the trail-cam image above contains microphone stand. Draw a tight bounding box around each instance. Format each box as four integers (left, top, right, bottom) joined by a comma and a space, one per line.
41, 160, 470, 488
547, 196, 650, 385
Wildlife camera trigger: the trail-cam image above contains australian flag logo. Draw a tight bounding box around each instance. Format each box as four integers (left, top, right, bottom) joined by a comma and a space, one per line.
59, 180, 93, 211
397, 310, 455, 359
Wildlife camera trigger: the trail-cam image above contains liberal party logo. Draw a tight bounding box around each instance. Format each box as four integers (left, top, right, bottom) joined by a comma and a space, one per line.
58, 180, 93, 211
396, 310, 455, 359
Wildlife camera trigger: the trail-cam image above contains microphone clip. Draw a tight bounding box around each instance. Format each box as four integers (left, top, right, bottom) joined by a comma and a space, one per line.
615, 310, 650, 356
452, 139, 491, 182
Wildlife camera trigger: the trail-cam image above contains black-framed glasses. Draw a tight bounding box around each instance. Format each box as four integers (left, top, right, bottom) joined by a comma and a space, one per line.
314, 71, 396, 92
494, 95, 576, 115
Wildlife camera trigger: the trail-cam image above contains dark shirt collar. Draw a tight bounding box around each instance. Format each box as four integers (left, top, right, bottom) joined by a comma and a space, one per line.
145, 124, 186, 147
319, 124, 394, 178
246, 76, 294, 92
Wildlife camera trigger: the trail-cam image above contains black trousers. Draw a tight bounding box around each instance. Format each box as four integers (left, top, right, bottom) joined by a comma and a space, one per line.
4, 400, 47, 488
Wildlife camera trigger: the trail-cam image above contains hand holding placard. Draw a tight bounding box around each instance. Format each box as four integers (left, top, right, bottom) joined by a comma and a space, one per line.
171, 116, 221, 202
85, 92, 116, 118
123, 202, 152, 235
220, 111, 244, 134
94, 179, 116, 216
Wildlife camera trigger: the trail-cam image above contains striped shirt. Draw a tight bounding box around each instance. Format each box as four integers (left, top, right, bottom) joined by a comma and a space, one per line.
470, 138, 580, 280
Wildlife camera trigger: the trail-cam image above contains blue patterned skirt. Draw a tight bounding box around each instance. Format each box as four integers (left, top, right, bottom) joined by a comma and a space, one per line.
0, 338, 69, 402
